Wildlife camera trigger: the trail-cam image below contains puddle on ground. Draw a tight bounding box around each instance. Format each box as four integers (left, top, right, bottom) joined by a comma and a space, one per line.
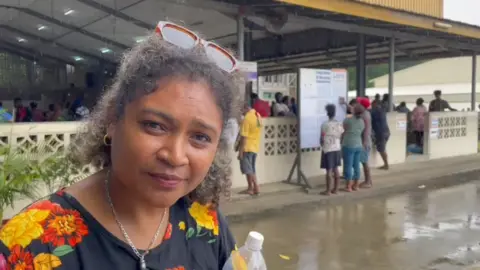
230, 181, 480, 270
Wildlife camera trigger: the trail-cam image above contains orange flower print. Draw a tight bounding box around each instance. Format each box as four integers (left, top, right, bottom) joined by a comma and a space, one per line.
163, 223, 172, 241
208, 209, 219, 236
8, 245, 34, 270
166, 266, 185, 270
39, 202, 88, 247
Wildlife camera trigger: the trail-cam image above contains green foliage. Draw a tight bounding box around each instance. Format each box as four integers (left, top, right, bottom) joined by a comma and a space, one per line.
0, 144, 80, 216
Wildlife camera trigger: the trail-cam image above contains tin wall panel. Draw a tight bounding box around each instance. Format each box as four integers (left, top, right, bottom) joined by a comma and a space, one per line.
355, 0, 443, 18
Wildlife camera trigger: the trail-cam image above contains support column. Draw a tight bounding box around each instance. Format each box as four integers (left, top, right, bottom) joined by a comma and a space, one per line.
244, 30, 252, 61
472, 52, 477, 111
236, 13, 245, 61
356, 34, 366, 97
388, 37, 395, 112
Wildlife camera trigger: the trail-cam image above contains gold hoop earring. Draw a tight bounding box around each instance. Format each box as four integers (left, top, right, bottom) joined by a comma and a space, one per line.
103, 134, 111, 146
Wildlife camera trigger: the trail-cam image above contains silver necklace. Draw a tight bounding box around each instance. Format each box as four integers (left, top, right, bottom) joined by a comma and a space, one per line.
105, 174, 167, 270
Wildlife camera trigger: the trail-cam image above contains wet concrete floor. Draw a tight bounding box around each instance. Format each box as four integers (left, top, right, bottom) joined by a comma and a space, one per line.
230, 181, 480, 270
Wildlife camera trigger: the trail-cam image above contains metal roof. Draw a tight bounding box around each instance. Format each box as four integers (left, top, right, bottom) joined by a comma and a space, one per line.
0, 0, 264, 68
2, 0, 480, 75
247, 0, 480, 74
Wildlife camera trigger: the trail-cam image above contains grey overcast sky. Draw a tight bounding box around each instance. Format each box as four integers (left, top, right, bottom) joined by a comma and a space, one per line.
444, 0, 480, 26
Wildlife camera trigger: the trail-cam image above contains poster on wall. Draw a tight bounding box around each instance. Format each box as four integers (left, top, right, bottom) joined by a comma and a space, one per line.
299, 68, 348, 149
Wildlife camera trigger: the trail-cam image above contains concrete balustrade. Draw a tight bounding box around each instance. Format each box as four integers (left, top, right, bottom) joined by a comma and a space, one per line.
424, 112, 479, 159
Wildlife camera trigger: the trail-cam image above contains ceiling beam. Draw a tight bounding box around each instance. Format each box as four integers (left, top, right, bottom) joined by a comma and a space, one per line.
160, 0, 238, 14
75, 0, 153, 29
0, 41, 75, 65
254, 35, 414, 64
0, 5, 129, 50
259, 50, 463, 75
0, 25, 116, 65
260, 43, 438, 68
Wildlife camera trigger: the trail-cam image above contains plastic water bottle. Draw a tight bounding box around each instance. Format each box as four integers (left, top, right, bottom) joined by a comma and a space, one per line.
223, 231, 267, 270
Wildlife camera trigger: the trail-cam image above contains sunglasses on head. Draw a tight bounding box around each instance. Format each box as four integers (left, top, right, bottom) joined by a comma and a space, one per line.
155, 21, 237, 73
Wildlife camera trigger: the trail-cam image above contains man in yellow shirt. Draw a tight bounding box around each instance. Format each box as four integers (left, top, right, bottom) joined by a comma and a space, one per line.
238, 104, 262, 195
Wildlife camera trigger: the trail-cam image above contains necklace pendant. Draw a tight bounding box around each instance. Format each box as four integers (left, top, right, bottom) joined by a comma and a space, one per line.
139, 257, 147, 270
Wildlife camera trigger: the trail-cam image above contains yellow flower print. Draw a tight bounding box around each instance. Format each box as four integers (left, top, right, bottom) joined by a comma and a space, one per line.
178, 221, 186, 231
188, 202, 215, 231
0, 209, 50, 249
34, 253, 62, 270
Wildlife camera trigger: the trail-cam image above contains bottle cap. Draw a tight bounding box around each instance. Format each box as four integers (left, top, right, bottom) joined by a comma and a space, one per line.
245, 231, 264, 251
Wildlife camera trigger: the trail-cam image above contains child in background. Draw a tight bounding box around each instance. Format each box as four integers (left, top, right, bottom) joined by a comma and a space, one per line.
320, 104, 344, 195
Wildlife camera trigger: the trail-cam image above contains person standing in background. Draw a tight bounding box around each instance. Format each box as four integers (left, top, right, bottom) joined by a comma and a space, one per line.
429, 90, 457, 112
238, 103, 262, 195
290, 97, 298, 116
14, 97, 27, 122
251, 93, 270, 118
381, 94, 394, 112
30, 102, 45, 122
320, 104, 344, 195
46, 103, 63, 121
272, 92, 289, 116
371, 100, 390, 170
357, 97, 373, 188
346, 98, 357, 116
281, 96, 295, 116
411, 98, 427, 147
395, 102, 410, 113
0, 102, 13, 122
342, 104, 366, 192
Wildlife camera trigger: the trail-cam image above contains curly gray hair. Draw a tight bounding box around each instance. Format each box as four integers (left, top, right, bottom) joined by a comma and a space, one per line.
73, 34, 240, 207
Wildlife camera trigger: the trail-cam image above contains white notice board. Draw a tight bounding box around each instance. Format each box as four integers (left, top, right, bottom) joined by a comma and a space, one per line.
299, 68, 348, 149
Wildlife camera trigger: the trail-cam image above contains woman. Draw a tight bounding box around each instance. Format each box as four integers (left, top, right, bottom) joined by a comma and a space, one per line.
320, 104, 344, 195
411, 97, 427, 147
0, 22, 237, 269
342, 104, 366, 192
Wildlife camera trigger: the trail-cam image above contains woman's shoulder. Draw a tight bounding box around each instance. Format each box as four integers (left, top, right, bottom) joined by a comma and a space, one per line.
0, 190, 89, 268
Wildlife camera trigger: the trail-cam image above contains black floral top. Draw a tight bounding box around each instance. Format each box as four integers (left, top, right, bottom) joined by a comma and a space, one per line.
0, 190, 236, 270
